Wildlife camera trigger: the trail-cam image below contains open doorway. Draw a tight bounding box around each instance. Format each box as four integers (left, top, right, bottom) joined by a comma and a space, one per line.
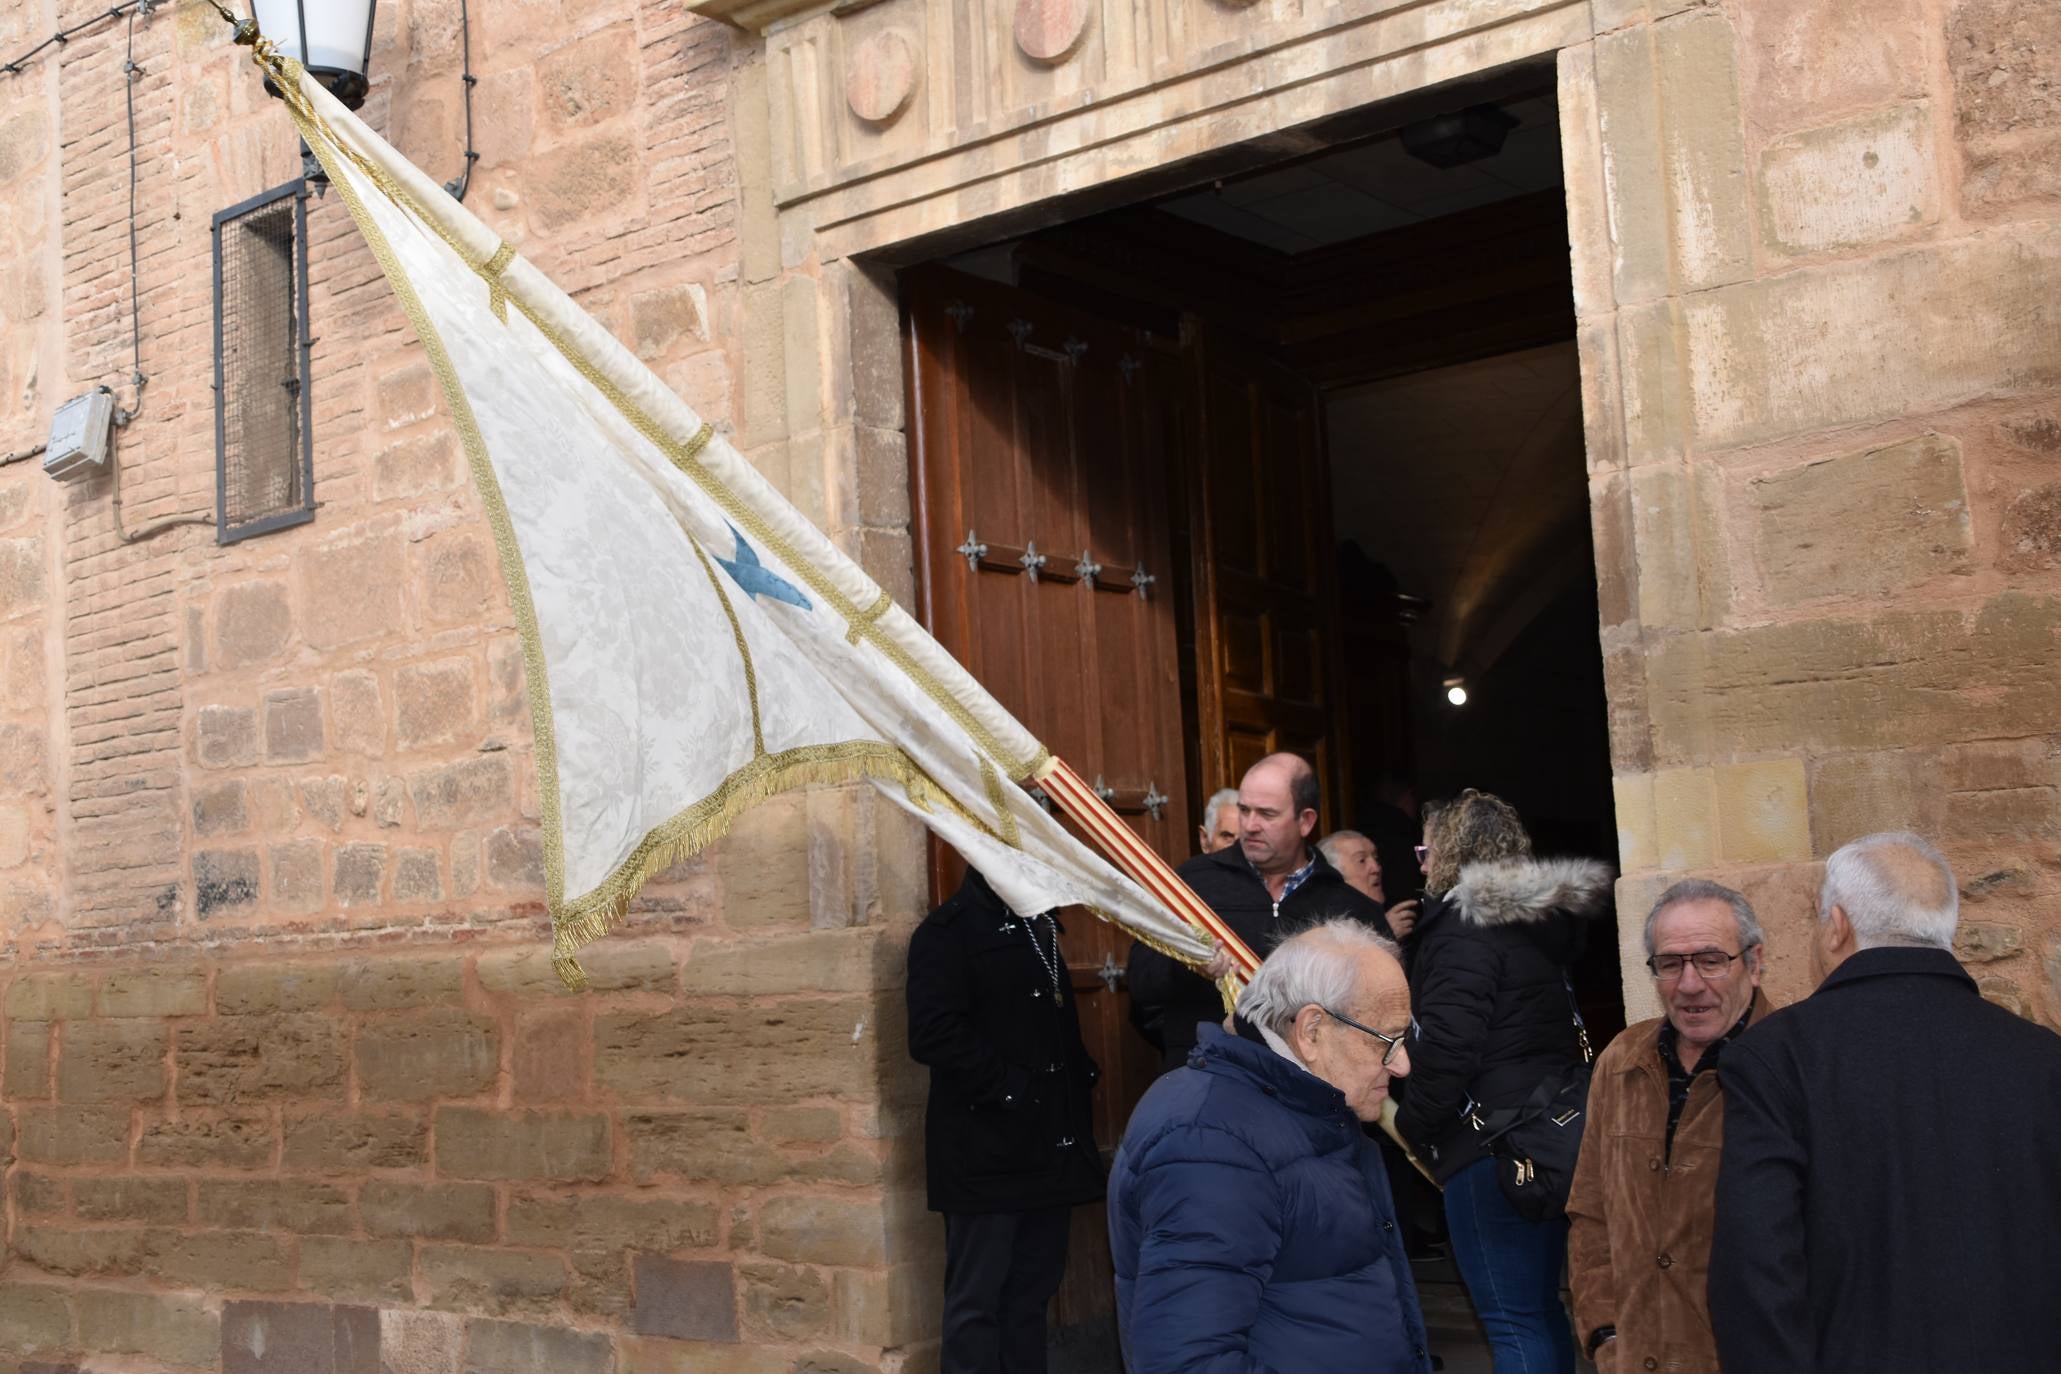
899, 59, 1616, 1370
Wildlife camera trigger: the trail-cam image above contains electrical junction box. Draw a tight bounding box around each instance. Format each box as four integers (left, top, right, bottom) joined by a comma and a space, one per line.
44, 389, 115, 482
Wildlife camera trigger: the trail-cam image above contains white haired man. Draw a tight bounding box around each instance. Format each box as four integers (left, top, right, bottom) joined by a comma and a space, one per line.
1567, 880, 1777, 1373
1318, 829, 1420, 939
1708, 832, 2061, 1373
1196, 787, 1241, 855
1109, 920, 1432, 1374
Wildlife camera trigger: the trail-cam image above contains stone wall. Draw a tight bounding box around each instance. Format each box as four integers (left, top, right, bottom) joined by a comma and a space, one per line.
1567, 0, 2061, 1021
1, 0, 937, 1370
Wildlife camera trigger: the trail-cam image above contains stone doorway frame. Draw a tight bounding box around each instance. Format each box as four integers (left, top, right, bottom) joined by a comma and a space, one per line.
698, 0, 1755, 1023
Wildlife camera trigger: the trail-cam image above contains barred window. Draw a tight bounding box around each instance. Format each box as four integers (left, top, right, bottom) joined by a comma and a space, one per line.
213, 180, 315, 543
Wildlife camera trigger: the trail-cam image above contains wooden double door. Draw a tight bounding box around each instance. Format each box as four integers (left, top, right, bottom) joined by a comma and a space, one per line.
902, 265, 1344, 1346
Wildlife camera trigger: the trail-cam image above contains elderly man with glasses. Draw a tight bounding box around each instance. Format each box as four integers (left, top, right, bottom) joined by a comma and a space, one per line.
1108, 919, 1433, 1374
1565, 879, 1777, 1374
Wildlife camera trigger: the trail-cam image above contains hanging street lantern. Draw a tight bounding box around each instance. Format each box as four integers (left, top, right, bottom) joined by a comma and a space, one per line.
251, 0, 377, 110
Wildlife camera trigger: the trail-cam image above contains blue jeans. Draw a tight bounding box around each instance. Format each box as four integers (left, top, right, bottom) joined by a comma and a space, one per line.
1443, 1157, 1576, 1374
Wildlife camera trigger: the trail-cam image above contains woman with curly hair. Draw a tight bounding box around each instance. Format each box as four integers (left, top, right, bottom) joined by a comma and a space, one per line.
1397, 789, 1613, 1374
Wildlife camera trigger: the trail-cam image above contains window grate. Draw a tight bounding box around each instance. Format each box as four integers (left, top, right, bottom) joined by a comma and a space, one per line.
213, 180, 315, 544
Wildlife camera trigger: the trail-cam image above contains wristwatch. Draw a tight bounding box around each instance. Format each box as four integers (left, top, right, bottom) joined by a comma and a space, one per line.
1585, 1326, 1617, 1359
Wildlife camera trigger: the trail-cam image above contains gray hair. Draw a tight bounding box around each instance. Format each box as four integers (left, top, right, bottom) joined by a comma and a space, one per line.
1316, 829, 1369, 869
1642, 878, 1763, 957
1202, 787, 1240, 832
1237, 918, 1402, 1037
1820, 832, 1958, 950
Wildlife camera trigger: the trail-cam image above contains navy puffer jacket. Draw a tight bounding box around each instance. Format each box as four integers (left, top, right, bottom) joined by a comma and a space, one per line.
1109, 1021, 1433, 1374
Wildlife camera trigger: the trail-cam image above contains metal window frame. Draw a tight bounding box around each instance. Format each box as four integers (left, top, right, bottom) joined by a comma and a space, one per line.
213, 178, 317, 545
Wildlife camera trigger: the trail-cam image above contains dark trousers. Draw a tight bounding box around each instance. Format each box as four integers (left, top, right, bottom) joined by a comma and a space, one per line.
941, 1206, 1072, 1374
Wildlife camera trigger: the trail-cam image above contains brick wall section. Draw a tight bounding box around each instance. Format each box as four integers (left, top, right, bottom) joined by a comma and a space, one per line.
0, 927, 934, 1374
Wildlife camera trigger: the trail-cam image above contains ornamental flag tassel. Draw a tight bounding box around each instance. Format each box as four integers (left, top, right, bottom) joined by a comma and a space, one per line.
228, 32, 1249, 988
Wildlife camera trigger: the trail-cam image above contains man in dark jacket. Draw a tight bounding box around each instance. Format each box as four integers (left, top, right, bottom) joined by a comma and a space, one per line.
1128, 753, 1391, 1070
907, 869, 1104, 1374
1709, 832, 2061, 1374
1109, 919, 1433, 1374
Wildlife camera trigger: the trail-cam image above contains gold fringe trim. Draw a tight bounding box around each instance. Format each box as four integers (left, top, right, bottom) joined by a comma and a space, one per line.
845, 590, 892, 646
479, 241, 517, 324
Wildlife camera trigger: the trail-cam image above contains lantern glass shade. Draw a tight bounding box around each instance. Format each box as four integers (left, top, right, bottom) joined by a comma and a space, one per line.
252, 0, 378, 109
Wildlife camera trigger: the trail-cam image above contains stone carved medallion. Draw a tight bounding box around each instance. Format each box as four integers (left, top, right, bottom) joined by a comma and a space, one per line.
1014, 0, 1091, 63
845, 29, 917, 125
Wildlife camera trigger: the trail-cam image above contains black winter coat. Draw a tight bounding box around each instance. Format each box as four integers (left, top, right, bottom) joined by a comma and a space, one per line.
1395, 856, 1612, 1182
1709, 947, 2061, 1374
1126, 844, 1391, 1072
906, 870, 1105, 1215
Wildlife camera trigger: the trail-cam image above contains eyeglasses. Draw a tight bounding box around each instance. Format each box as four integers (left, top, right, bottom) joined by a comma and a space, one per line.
1323, 1007, 1409, 1067
1412, 844, 1428, 864
1645, 949, 1748, 981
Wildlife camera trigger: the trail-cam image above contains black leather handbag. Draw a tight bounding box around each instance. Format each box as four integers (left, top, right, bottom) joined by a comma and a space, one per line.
1467, 975, 1594, 1222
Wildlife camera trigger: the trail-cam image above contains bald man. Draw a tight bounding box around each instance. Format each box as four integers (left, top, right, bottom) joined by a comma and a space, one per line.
1128, 753, 1392, 1072
1708, 832, 2061, 1374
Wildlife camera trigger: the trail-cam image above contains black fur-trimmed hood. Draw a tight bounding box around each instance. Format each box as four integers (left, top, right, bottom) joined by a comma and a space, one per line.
1450, 857, 1614, 928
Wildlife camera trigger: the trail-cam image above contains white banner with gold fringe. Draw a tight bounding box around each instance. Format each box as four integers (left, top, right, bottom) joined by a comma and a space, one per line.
242, 40, 1211, 985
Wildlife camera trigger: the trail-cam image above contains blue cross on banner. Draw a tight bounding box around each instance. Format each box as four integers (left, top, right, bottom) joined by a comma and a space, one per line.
716, 523, 812, 609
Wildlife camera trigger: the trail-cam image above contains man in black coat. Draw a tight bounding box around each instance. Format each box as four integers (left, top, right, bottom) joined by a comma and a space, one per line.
907, 868, 1103, 1374
1127, 752, 1391, 1072
1709, 831, 2061, 1374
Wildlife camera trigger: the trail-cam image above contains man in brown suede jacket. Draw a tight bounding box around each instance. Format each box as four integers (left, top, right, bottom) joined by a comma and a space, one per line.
1566, 880, 1776, 1374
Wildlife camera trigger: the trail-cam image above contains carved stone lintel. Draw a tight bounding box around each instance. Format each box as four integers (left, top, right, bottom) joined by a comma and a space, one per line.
845, 29, 916, 126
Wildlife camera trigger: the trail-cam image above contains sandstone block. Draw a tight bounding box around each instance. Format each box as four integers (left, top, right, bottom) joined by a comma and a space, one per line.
338, 956, 464, 1011
631, 283, 710, 359
1947, 0, 2060, 142
6, 1019, 50, 1097
137, 1113, 274, 1168
528, 134, 640, 233
392, 848, 444, 903
302, 776, 350, 831
758, 1195, 887, 1267
396, 659, 478, 749
58, 1019, 167, 1104
199, 1178, 352, 1234
302, 1238, 416, 1306
1654, 9, 1754, 291
334, 843, 388, 907
738, 1260, 825, 1342
195, 848, 262, 918
620, 1339, 785, 1374
763, 1106, 842, 1145
1978, 974, 2026, 1017
1808, 749, 1938, 852
421, 1246, 567, 1316
1957, 921, 2026, 963
16, 1224, 145, 1278
503, 1192, 719, 1253
713, 794, 812, 929
74, 1177, 189, 1225
830, 1263, 940, 1349
145, 1227, 293, 1291
264, 687, 326, 763
197, 705, 259, 768
13, 1170, 65, 1216
100, 966, 208, 1020
0, 1282, 70, 1356
682, 930, 881, 997
462, 1318, 614, 1374
377, 362, 438, 429
301, 525, 408, 651
423, 533, 496, 628
625, 1110, 761, 1184
597, 998, 895, 1104
0, 537, 47, 620
1758, 103, 1936, 256
178, 1014, 347, 1105
1961, 866, 2034, 902
331, 670, 385, 755
1944, 784, 2060, 843
1712, 757, 1811, 865
283, 1110, 428, 1170
75, 1288, 215, 1367
635, 1256, 737, 1342
194, 779, 251, 837
374, 430, 461, 502
217, 963, 338, 1015
434, 1107, 611, 1182
263, 840, 323, 916
360, 1180, 496, 1243
485, 826, 544, 890
511, 1010, 585, 1102
1750, 434, 1970, 603
1731, 0, 1927, 133
221, 1300, 379, 1374
410, 756, 515, 829
18, 1106, 128, 1165
355, 1011, 499, 1102
2001, 483, 2061, 573
214, 579, 294, 669
7, 974, 93, 1021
